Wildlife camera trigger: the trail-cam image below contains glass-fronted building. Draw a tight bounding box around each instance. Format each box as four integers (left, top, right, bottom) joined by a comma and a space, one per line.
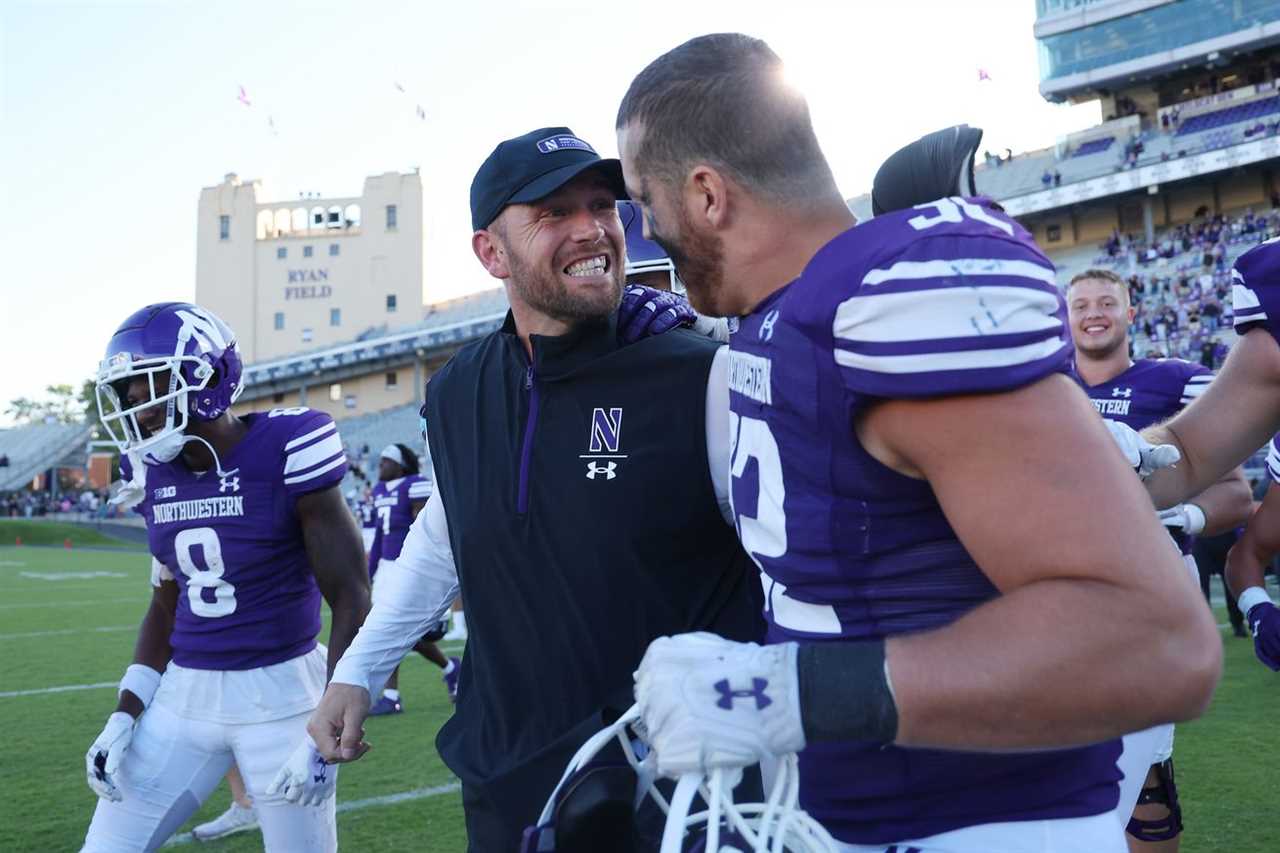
1036, 0, 1280, 101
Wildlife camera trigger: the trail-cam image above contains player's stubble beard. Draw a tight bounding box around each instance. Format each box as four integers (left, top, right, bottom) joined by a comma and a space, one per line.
503, 238, 624, 326
651, 206, 727, 317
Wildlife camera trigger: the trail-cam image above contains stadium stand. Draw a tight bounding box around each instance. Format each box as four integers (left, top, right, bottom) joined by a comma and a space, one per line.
331, 402, 425, 506
241, 289, 508, 393
0, 422, 93, 492
1176, 94, 1280, 135
1071, 136, 1114, 157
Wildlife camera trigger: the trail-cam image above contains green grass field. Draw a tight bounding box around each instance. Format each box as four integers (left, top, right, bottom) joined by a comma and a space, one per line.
0, 534, 467, 852
1, 525, 1277, 852
0, 518, 145, 549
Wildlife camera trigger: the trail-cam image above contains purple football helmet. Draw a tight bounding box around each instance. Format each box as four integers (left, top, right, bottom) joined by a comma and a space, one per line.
95, 302, 244, 465
521, 706, 835, 853
619, 201, 683, 294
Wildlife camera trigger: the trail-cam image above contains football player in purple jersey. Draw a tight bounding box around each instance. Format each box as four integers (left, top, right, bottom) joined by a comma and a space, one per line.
1224, 434, 1280, 671
81, 302, 370, 853
1140, 238, 1280, 671
616, 34, 1220, 851
1067, 268, 1251, 852
365, 442, 458, 715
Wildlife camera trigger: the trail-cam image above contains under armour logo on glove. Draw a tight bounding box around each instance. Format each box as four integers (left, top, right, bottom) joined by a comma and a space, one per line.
714, 678, 772, 710
268, 735, 339, 806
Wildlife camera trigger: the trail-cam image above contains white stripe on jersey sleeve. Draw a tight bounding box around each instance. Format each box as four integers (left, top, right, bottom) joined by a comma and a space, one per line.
283, 454, 346, 486
834, 337, 1065, 375
1232, 278, 1267, 325
408, 480, 432, 499
1267, 439, 1280, 485
284, 433, 344, 475
1180, 374, 1213, 405
861, 257, 1057, 288
834, 286, 1061, 343
284, 420, 336, 452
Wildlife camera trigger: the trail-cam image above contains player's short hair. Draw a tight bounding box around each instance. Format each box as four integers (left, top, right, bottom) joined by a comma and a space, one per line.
395, 443, 420, 476
616, 33, 835, 204
1067, 268, 1129, 304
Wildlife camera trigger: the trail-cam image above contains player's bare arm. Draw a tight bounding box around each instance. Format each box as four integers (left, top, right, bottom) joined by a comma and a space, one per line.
1226, 484, 1280, 598
860, 373, 1221, 749
116, 579, 178, 717
1224, 480, 1280, 671
297, 484, 372, 678
1182, 466, 1253, 536
1145, 330, 1280, 507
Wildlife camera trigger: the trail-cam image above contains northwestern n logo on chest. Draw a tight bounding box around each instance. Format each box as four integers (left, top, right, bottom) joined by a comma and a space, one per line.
582, 407, 626, 478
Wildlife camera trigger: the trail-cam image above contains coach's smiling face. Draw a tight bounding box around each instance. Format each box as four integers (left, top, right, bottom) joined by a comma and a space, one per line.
473, 170, 625, 332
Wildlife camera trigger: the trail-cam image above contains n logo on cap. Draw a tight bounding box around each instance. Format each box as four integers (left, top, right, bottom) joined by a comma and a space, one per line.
536, 134, 595, 155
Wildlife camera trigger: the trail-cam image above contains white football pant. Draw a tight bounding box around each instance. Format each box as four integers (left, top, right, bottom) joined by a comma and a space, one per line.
833, 812, 1126, 852
80, 702, 335, 853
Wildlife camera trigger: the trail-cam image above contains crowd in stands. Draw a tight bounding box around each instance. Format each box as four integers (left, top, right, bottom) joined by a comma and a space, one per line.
1, 487, 114, 520
1091, 207, 1280, 364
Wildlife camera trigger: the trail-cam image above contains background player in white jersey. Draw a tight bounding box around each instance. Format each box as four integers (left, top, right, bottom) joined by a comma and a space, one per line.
616, 34, 1220, 851
82, 302, 370, 852
1141, 239, 1280, 670
365, 442, 459, 715
1068, 269, 1251, 851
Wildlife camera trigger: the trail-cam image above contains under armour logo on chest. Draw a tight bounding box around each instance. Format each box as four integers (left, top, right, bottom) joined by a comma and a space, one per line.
586, 461, 617, 480
759, 309, 780, 342
1112, 387, 1133, 398
714, 677, 772, 710
219, 475, 240, 493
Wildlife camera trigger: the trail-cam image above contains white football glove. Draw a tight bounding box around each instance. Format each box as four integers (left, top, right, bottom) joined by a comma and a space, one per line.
1158, 503, 1206, 535
1103, 419, 1181, 479
634, 632, 805, 779
85, 711, 137, 802
267, 735, 338, 806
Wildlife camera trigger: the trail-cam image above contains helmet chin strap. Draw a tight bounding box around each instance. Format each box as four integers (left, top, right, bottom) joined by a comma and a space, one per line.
141, 431, 235, 479
180, 433, 236, 479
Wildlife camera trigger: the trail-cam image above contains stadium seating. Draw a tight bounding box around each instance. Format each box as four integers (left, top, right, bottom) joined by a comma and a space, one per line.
332, 402, 425, 503
1175, 95, 1280, 136
1071, 136, 1114, 157
0, 422, 93, 492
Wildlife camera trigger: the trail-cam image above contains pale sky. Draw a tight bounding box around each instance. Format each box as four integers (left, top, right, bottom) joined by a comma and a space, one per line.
0, 0, 1100, 424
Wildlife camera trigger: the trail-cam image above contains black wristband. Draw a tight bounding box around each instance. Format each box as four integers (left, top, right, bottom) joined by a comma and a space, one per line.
797, 640, 898, 744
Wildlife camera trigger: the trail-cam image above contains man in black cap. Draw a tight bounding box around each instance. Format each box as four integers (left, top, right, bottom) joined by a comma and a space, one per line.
304, 127, 763, 850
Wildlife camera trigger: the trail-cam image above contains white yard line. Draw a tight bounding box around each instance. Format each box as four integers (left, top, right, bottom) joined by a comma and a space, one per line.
0, 625, 134, 641
0, 681, 116, 698
0, 597, 141, 610
162, 781, 463, 847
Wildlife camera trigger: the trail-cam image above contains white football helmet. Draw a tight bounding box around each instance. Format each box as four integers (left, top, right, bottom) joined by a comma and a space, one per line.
521, 705, 836, 853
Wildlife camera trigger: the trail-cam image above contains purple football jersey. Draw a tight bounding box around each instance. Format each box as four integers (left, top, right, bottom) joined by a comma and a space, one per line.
727, 197, 1119, 843
127, 408, 348, 670
1074, 358, 1212, 553
367, 474, 430, 572
1232, 237, 1280, 344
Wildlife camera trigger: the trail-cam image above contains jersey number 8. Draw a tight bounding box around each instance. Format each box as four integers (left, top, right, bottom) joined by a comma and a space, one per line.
173, 527, 237, 618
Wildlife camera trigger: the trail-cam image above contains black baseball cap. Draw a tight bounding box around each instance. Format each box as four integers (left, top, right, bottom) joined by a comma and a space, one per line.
470, 126, 628, 231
